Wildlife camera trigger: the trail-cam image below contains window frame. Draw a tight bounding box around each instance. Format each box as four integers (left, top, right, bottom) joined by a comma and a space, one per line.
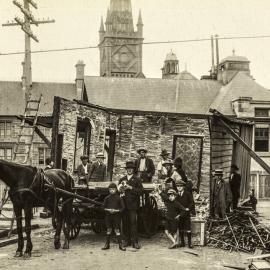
254, 126, 269, 153
0, 121, 12, 138
0, 147, 13, 160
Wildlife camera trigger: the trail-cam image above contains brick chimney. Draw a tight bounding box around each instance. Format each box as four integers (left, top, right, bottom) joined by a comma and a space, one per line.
75, 60, 85, 100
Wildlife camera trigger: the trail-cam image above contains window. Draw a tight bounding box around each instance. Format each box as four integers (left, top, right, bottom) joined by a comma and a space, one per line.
255, 108, 269, 118
38, 147, 51, 165
0, 121, 12, 138
0, 148, 12, 160
255, 127, 269, 152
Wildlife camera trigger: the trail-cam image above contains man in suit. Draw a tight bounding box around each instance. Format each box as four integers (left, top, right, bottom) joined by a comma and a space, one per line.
135, 148, 155, 183
118, 161, 144, 249
229, 164, 241, 210
88, 152, 107, 182
157, 149, 171, 180
211, 169, 232, 219
77, 155, 91, 185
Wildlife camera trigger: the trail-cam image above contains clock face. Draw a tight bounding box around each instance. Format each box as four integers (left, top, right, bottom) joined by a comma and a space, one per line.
112, 45, 134, 68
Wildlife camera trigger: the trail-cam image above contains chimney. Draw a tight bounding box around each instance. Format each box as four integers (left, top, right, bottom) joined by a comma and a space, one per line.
75, 60, 85, 100
215, 34, 220, 67
211, 35, 215, 76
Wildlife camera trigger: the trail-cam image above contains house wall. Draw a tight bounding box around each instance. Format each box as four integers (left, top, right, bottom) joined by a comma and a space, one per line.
53, 97, 212, 196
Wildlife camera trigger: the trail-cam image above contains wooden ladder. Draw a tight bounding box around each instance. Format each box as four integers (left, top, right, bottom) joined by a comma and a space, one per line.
0, 94, 42, 237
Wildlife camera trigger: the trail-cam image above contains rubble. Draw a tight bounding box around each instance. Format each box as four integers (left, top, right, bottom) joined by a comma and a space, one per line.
207, 210, 270, 253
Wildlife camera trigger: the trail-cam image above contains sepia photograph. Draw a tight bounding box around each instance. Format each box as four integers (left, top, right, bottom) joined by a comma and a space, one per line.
0, 0, 270, 269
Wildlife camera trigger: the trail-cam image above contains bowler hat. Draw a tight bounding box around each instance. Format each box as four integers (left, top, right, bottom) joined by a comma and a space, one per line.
108, 182, 117, 189
96, 152, 105, 159
160, 149, 170, 157
214, 169, 223, 176
162, 159, 173, 167
167, 189, 177, 195
80, 155, 89, 161
125, 161, 136, 169
137, 148, 148, 154
175, 179, 186, 186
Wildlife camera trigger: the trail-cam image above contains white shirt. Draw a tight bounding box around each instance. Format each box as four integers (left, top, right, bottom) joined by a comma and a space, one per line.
157, 160, 168, 176
127, 174, 133, 181
82, 164, 88, 174
139, 158, 146, 172
171, 170, 182, 182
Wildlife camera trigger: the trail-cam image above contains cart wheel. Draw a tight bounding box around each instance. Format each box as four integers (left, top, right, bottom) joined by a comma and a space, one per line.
141, 196, 159, 237
92, 221, 103, 234
69, 207, 81, 240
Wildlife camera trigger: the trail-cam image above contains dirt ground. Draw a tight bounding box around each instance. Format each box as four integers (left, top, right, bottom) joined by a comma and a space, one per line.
0, 228, 251, 270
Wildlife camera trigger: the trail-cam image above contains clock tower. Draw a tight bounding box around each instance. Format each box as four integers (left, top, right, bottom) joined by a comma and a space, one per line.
99, 0, 145, 78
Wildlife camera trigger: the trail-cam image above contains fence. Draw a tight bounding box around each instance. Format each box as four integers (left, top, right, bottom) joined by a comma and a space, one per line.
250, 171, 270, 200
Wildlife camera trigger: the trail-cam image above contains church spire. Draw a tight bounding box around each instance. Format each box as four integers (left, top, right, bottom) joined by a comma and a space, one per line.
137, 9, 143, 25
99, 16, 105, 32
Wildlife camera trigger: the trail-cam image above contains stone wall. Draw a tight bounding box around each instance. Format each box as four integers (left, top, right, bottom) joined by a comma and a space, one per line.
54, 98, 212, 196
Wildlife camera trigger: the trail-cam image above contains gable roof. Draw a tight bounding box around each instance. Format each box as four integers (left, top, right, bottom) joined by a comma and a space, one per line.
209, 72, 270, 115
0, 81, 76, 116
84, 76, 221, 115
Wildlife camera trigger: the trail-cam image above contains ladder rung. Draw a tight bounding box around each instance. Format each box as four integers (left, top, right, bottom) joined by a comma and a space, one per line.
27, 99, 40, 103
25, 108, 39, 112
21, 125, 34, 128
14, 151, 29, 155
0, 217, 14, 221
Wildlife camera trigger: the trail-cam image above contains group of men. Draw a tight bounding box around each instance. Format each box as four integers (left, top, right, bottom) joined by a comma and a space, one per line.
211, 165, 242, 219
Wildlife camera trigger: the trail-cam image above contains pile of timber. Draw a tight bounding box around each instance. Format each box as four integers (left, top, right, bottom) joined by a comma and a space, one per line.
207, 210, 270, 253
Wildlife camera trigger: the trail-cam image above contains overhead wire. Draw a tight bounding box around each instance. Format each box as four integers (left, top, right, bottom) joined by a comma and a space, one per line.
1, 34, 270, 56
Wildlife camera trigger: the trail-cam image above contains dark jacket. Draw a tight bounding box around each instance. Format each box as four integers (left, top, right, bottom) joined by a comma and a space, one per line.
135, 157, 155, 182
211, 179, 232, 214
160, 192, 186, 220
119, 175, 144, 210
88, 162, 107, 182
176, 190, 194, 214
229, 173, 241, 198
103, 193, 125, 214
77, 163, 91, 178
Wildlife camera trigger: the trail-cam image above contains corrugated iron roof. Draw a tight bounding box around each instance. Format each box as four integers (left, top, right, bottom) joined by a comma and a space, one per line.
0, 81, 76, 116
84, 76, 221, 115
209, 72, 270, 115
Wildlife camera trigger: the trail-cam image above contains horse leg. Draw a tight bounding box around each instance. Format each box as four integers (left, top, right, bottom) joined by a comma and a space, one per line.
13, 205, 24, 257
62, 199, 72, 250
24, 205, 33, 258
54, 209, 62, 250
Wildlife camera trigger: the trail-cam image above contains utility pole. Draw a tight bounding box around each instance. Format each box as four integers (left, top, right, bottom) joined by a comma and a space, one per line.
2, 0, 55, 101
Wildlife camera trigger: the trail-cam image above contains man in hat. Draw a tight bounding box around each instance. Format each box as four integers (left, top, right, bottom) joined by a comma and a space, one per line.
211, 169, 232, 219
118, 161, 144, 249
88, 152, 107, 182
175, 180, 195, 248
135, 148, 155, 183
77, 155, 91, 185
229, 164, 241, 210
157, 150, 171, 180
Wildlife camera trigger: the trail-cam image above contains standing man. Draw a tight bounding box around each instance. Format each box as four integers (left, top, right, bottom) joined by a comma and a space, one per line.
157, 150, 171, 180
229, 164, 241, 210
77, 155, 91, 185
135, 148, 155, 183
88, 152, 107, 182
118, 161, 144, 249
211, 169, 232, 219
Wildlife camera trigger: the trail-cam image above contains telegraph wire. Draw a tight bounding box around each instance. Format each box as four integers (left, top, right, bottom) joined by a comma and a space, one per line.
1, 34, 270, 56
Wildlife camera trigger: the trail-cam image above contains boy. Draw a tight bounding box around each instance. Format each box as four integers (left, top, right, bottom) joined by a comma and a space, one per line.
175, 180, 195, 248
102, 182, 126, 251
159, 188, 187, 249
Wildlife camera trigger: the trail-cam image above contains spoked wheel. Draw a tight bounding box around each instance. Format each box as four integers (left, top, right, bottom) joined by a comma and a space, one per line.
69, 207, 81, 240
141, 196, 159, 237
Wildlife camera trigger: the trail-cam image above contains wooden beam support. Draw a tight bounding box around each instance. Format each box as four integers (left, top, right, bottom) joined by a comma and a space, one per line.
34, 126, 51, 148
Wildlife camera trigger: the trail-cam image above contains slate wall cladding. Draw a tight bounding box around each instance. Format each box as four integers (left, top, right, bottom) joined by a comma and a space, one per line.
56, 98, 211, 196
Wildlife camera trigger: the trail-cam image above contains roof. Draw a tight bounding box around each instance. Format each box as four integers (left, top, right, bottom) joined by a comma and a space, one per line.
175, 71, 198, 81
220, 55, 249, 64
210, 72, 270, 115
84, 76, 221, 115
0, 81, 76, 116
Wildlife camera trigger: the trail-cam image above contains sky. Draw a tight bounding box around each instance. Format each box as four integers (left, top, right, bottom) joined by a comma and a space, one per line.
1, 0, 270, 88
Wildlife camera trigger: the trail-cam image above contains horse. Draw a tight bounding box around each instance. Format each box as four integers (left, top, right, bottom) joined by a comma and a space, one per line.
0, 159, 74, 258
